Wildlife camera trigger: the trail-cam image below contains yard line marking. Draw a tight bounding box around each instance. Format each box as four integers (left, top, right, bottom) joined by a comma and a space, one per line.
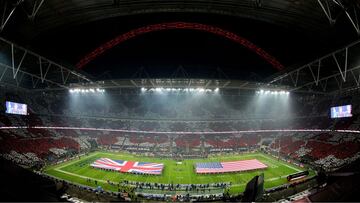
56, 151, 129, 171
48, 152, 303, 193
54, 168, 107, 183
258, 154, 302, 172
53, 167, 288, 186
281, 163, 302, 172
56, 152, 99, 170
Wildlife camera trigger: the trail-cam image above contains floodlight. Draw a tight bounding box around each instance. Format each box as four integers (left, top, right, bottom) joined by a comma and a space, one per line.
197, 88, 205, 92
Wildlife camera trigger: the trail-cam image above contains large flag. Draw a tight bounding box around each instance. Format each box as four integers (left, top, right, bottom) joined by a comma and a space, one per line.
195, 159, 267, 174
91, 158, 164, 175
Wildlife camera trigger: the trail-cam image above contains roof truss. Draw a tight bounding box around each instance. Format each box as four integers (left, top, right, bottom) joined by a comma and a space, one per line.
267, 40, 360, 94
0, 37, 92, 89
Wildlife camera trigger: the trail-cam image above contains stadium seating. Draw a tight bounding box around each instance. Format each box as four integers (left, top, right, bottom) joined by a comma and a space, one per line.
1, 92, 360, 172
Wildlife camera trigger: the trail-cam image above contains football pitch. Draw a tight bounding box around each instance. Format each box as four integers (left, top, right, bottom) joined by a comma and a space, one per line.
44, 151, 315, 194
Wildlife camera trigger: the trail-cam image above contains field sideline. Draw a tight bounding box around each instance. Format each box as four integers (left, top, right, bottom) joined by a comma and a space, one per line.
44, 151, 314, 194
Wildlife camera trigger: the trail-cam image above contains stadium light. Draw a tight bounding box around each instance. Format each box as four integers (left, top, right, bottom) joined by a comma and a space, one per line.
69, 87, 105, 94
257, 89, 289, 95
197, 88, 205, 92
139, 87, 221, 94
140, 87, 219, 94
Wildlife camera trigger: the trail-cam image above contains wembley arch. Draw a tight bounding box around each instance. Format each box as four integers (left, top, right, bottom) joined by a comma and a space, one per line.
76, 22, 284, 71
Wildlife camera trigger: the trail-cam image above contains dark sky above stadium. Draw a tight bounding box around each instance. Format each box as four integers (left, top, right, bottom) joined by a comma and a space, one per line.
2, 4, 358, 81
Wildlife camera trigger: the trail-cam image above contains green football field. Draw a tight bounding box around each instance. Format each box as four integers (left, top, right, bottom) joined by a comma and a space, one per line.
44, 151, 315, 195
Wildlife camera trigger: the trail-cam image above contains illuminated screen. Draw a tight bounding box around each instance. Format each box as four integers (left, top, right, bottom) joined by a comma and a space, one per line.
5, 101, 28, 115
330, 105, 352, 118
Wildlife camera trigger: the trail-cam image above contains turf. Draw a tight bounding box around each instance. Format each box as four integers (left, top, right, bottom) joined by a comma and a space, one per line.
44, 151, 314, 195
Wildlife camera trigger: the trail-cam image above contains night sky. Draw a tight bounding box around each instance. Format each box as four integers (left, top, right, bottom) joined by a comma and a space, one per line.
9, 12, 352, 81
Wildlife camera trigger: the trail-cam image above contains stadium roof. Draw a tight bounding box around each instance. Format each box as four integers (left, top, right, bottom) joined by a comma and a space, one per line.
0, 0, 359, 94
2, 0, 359, 38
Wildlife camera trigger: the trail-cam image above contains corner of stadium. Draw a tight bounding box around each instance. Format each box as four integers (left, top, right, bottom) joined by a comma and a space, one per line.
1, 0, 360, 202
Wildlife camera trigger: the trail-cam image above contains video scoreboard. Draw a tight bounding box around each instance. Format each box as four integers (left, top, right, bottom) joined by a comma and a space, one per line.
5, 101, 28, 115
330, 104, 352, 118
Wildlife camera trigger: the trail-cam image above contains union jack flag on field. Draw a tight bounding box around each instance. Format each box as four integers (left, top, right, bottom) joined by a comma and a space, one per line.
91, 158, 164, 175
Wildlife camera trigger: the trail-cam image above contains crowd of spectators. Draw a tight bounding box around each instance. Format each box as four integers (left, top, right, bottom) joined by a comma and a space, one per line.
1, 109, 360, 172
0, 89, 360, 173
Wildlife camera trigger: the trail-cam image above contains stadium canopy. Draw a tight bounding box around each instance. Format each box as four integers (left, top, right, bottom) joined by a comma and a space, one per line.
1, 0, 359, 37
0, 0, 359, 94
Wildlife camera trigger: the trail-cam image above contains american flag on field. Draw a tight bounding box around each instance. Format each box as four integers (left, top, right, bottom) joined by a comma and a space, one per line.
195, 159, 267, 174
91, 158, 164, 175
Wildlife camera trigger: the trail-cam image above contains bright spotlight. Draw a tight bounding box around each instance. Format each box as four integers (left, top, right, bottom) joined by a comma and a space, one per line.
260, 89, 264, 94
197, 88, 205, 92
214, 88, 219, 92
